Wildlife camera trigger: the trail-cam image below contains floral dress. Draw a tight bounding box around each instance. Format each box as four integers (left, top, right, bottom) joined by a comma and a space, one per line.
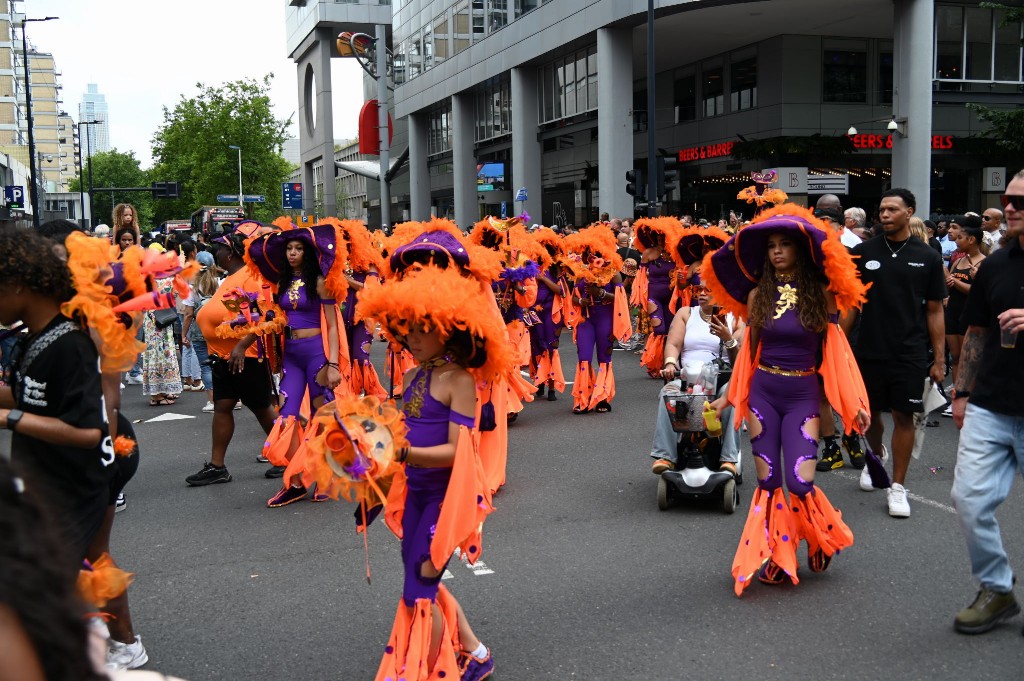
142, 277, 183, 397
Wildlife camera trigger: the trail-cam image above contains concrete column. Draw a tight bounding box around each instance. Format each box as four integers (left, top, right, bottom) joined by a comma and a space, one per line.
597, 27, 634, 220
452, 92, 477, 229
891, 0, 933, 216
511, 66, 542, 224
297, 30, 337, 217
408, 110, 430, 220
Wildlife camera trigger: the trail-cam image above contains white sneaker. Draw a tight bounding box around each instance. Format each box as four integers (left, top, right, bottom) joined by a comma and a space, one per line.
106, 635, 148, 671
114, 492, 126, 513
860, 444, 889, 492
941, 405, 953, 417
124, 375, 143, 385
887, 482, 911, 518
233, 401, 242, 410
202, 401, 215, 413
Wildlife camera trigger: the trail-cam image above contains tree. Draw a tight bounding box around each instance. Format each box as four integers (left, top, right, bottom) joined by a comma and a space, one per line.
150, 75, 294, 225
68, 149, 153, 228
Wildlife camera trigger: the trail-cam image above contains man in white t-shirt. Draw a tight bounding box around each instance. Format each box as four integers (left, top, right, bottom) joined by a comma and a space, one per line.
982, 207, 1005, 252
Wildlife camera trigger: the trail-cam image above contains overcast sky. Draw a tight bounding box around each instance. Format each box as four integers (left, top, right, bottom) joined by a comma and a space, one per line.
23, 0, 365, 168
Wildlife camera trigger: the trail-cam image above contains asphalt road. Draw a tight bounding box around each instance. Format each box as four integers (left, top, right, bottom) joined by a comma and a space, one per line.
9, 336, 1024, 680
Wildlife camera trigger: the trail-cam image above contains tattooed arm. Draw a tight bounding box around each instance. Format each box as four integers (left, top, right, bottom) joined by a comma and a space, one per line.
952, 325, 989, 429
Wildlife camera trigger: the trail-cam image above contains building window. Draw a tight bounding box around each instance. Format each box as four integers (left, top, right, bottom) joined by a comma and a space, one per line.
936, 3, 1024, 89
475, 76, 511, 142
538, 47, 597, 124
454, 1, 471, 55
428, 101, 453, 156
823, 42, 867, 102
633, 88, 647, 132
587, 46, 598, 110
674, 70, 696, 123
472, 0, 486, 40
515, 0, 540, 18
423, 24, 433, 71
487, 0, 507, 33
879, 45, 893, 104
702, 65, 724, 117
433, 13, 449, 65
730, 55, 757, 111
393, 41, 407, 85
408, 31, 422, 80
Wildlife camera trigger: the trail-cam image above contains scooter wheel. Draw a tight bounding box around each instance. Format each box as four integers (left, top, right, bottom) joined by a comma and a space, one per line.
657, 476, 670, 511
722, 478, 737, 514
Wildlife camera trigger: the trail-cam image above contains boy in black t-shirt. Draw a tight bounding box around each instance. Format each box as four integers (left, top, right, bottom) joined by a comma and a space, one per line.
948, 173, 1024, 635
0, 230, 111, 567
842, 188, 947, 519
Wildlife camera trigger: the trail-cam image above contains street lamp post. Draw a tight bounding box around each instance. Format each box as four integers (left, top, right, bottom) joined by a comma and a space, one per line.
228, 145, 243, 211
20, 15, 58, 228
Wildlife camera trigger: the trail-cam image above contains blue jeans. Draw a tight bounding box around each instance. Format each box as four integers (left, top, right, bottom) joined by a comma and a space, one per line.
951, 403, 1024, 593
650, 380, 737, 464
128, 325, 144, 378
190, 339, 214, 391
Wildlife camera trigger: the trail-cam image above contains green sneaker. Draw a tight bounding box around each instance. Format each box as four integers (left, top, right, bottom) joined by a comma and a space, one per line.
816, 441, 844, 471
954, 587, 1020, 634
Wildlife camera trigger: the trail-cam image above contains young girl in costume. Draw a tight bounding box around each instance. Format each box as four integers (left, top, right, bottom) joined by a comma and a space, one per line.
244, 221, 349, 508
704, 204, 870, 595
631, 217, 682, 377
528, 226, 568, 400
563, 227, 632, 414
356, 264, 511, 681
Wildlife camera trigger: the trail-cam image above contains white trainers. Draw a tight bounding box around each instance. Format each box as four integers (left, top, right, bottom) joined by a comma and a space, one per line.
860, 445, 889, 492
887, 482, 911, 518
941, 405, 953, 417
106, 635, 148, 671
124, 375, 143, 385
114, 492, 126, 513
202, 401, 215, 413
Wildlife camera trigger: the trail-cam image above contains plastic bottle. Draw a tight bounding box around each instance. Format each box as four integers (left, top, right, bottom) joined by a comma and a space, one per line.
703, 400, 723, 437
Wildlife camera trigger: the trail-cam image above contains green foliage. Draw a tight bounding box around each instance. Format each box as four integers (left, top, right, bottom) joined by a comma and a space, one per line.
150, 75, 293, 225
966, 103, 1024, 154
68, 149, 153, 227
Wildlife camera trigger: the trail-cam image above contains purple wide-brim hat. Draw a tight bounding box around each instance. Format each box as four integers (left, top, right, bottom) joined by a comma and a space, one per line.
390, 230, 471, 273
708, 213, 827, 305
247, 224, 339, 282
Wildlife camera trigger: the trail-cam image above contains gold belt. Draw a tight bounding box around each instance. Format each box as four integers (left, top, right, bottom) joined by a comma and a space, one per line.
757, 364, 815, 377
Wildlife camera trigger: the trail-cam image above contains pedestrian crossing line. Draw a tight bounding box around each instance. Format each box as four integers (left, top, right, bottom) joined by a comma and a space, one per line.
835, 471, 956, 514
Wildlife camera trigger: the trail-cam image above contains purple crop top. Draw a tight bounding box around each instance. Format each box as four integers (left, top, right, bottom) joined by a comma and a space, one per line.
402, 367, 476, 448
758, 287, 825, 370
280, 276, 335, 329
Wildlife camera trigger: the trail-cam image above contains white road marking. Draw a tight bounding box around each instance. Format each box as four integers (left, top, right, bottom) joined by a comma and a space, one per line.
441, 569, 455, 580
144, 412, 197, 423
836, 471, 956, 514
453, 547, 495, 576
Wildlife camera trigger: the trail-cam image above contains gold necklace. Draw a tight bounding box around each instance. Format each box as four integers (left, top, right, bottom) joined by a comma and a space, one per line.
776, 271, 796, 282
699, 307, 713, 323
402, 354, 451, 418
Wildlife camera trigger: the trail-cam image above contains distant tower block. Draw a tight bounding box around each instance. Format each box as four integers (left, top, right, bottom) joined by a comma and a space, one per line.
284, 1, 391, 218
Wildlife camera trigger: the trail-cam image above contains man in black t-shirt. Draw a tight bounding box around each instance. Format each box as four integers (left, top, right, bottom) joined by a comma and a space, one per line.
948, 172, 1024, 635
842, 188, 946, 519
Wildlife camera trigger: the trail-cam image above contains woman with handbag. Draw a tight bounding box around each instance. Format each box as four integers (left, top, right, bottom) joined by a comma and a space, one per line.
142, 244, 182, 406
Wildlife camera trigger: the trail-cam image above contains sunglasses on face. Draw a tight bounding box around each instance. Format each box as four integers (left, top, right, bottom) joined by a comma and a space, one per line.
1000, 194, 1024, 211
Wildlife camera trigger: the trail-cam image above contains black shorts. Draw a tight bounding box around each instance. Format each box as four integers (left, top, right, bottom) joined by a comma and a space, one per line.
858, 358, 926, 414
211, 356, 274, 410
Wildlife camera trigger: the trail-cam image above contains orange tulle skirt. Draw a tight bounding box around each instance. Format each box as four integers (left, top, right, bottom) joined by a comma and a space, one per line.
350, 359, 388, 399
530, 349, 566, 393
640, 334, 665, 378
572, 361, 616, 412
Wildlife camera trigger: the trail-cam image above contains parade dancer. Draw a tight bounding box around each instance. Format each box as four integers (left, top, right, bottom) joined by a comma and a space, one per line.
528, 227, 568, 400
631, 217, 682, 377
704, 204, 870, 596
355, 264, 513, 681
332, 218, 387, 399
667, 223, 729, 308
242, 220, 350, 507
563, 227, 632, 414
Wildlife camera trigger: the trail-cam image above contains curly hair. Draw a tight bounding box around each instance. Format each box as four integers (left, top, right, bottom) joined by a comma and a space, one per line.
0, 228, 75, 302
275, 237, 321, 305
747, 237, 829, 333
0, 461, 107, 681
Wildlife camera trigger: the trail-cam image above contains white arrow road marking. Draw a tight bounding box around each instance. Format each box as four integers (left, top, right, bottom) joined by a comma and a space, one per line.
144, 413, 197, 423
453, 547, 495, 576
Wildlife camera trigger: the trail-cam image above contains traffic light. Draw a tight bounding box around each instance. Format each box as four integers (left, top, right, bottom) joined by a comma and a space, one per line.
656, 156, 679, 200
151, 181, 181, 199
626, 168, 646, 200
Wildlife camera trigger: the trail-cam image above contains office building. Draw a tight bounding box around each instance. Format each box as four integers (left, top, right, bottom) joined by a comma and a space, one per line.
79, 83, 110, 157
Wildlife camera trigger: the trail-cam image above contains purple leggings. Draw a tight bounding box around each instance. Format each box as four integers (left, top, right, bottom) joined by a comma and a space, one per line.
343, 285, 374, 363
401, 467, 453, 605
576, 302, 614, 365
530, 295, 562, 356
279, 335, 331, 418
748, 370, 819, 497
